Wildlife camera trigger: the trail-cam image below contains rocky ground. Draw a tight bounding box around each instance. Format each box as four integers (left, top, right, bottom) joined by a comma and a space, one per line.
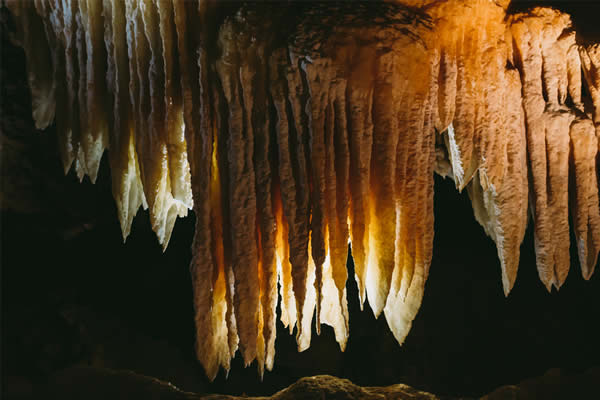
5, 366, 600, 399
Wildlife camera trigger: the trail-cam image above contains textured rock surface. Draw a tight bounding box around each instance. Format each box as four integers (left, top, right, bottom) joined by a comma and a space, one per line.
7, 369, 444, 400
4, 0, 600, 381
6, 368, 600, 400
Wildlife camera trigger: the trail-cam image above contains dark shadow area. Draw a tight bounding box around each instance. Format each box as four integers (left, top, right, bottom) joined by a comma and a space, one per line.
508, 1, 600, 42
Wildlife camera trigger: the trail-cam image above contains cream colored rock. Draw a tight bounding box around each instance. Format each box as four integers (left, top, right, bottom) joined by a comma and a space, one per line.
569, 118, 600, 280
510, 8, 579, 290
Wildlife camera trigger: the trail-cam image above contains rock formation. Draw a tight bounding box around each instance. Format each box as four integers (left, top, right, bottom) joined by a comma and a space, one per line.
5, 0, 600, 380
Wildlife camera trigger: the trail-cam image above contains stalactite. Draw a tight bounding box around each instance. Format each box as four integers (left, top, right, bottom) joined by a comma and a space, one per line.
467, 69, 529, 295
510, 8, 582, 290
284, 53, 312, 347
368, 51, 401, 318
103, 0, 146, 240
63, 0, 82, 174
269, 48, 299, 337
216, 21, 261, 368
35, 0, 71, 172
212, 67, 240, 376
346, 46, 375, 310
7, 0, 600, 381
306, 57, 332, 334
243, 33, 279, 375
569, 118, 600, 280
580, 44, 600, 147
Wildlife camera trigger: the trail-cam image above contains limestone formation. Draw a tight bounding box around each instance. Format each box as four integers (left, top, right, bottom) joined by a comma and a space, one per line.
6, 0, 599, 380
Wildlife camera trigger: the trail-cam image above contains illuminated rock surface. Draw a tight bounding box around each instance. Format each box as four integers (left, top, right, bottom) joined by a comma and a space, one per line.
4, 0, 600, 381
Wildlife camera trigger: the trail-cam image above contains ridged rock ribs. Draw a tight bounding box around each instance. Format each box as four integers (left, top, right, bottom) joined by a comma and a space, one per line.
7, 0, 600, 380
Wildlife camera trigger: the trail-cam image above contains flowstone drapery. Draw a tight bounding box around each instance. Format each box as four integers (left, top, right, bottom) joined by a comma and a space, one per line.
7, 0, 600, 380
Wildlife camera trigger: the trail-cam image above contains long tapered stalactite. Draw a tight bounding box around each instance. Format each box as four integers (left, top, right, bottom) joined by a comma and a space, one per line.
6, 0, 600, 380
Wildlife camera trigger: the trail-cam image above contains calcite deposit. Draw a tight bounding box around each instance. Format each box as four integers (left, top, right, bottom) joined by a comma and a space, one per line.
6, 0, 600, 380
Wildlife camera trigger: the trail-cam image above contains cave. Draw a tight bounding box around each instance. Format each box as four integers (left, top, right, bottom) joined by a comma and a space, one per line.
2, 1, 600, 399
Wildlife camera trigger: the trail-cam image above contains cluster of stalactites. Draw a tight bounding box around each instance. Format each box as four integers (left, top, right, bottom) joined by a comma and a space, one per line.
191, 6, 439, 378
7, 0, 193, 247
507, 8, 600, 289
7, 0, 600, 381
425, 1, 600, 294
